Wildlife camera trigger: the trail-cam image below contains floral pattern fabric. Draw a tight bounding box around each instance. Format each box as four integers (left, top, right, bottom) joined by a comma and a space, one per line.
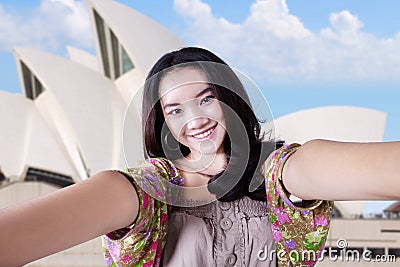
265, 143, 334, 266
102, 144, 334, 267
102, 158, 183, 267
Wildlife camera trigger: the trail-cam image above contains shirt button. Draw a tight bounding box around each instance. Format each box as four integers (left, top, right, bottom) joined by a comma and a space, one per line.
220, 218, 232, 230
225, 253, 237, 266
219, 201, 231, 210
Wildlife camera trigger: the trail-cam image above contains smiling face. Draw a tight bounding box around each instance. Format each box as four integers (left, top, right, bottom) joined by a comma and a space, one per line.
159, 67, 227, 159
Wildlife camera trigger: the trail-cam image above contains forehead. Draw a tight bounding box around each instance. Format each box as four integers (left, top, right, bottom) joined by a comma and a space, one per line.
159, 68, 210, 101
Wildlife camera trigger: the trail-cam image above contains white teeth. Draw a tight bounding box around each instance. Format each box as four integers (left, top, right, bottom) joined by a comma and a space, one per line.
193, 127, 214, 139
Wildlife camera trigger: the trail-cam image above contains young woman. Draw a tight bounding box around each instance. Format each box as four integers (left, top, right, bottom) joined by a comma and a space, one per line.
0, 47, 399, 267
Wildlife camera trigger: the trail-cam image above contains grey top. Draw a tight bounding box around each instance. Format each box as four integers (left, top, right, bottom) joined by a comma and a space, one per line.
161, 196, 276, 266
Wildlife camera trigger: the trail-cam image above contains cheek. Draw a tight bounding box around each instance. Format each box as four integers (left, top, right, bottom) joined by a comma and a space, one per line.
218, 108, 226, 127
206, 104, 226, 127
165, 118, 185, 139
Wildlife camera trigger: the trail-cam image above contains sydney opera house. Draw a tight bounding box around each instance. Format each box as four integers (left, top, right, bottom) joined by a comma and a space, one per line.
0, 0, 398, 266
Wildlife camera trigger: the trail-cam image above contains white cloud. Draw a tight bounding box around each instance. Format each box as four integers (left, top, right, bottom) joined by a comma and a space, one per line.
329, 10, 363, 34
0, 0, 93, 53
174, 0, 400, 82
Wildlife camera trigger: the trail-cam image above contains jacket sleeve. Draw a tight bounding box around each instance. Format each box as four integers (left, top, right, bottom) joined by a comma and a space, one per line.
265, 143, 334, 267
102, 158, 183, 267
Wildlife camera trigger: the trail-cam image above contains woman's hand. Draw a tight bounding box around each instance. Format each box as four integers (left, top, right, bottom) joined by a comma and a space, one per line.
0, 170, 139, 267
282, 139, 400, 201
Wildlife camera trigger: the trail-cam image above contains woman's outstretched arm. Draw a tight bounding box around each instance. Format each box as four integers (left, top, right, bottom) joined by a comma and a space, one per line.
0, 170, 139, 267
282, 139, 400, 201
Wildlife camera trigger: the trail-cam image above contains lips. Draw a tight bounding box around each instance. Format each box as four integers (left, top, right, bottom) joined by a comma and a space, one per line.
191, 125, 217, 140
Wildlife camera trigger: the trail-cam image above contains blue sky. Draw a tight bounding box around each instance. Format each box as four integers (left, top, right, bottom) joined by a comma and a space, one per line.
0, 0, 399, 212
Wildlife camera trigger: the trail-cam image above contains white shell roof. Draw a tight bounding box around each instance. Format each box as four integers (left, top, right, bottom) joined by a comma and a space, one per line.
14, 47, 127, 177
272, 106, 386, 144
87, 0, 185, 77
0, 91, 77, 180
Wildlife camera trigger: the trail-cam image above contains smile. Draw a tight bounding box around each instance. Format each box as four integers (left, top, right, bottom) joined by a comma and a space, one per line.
192, 125, 217, 140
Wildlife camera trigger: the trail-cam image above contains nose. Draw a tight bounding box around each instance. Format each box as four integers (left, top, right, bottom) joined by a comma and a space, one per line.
182, 100, 210, 130
186, 116, 209, 130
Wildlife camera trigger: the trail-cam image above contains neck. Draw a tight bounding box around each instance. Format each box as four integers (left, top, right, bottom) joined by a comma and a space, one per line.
175, 148, 227, 176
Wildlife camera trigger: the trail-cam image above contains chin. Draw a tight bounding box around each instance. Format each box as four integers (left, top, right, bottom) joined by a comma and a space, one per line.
191, 139, 225, 157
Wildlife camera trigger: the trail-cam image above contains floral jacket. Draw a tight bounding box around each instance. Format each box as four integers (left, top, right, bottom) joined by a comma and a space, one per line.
102, 144, 334, 267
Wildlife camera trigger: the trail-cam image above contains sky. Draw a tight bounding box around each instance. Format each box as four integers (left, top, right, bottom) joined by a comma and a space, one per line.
0, 0, 399, 213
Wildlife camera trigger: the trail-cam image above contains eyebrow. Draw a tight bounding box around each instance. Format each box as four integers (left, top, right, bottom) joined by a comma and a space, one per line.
163, 87, 213, 110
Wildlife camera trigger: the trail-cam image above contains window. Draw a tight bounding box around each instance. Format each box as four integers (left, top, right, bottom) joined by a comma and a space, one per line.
368, 248, 385, 258
25, 167, 74, 188
20, 61, 45, 100
121, 46, 134, 75
0, 168, 5, 182
93, 9, 135, 80
110, 30, 120, 78
331, 206, 343, 218
94, 10, 110, 78
388, 248, 400, 258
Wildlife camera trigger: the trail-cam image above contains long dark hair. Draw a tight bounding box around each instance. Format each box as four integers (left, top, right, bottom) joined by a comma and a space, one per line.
142, 47, 282, 201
